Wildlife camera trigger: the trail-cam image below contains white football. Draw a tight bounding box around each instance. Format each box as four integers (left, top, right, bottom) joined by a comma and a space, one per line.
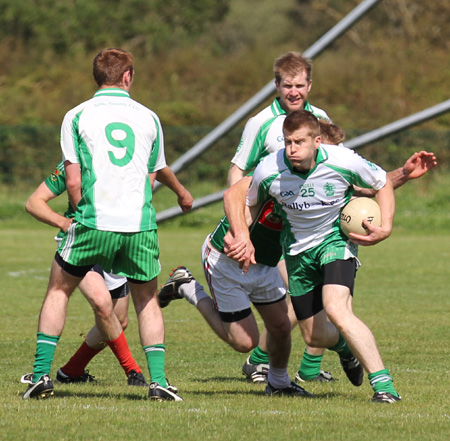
340, 197, 381, 237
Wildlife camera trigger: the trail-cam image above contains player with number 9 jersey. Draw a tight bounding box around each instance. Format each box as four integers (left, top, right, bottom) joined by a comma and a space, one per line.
60, 88, 166, 233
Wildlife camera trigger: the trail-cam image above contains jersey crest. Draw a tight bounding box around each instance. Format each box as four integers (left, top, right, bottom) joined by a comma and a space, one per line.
51, 166, 64, 181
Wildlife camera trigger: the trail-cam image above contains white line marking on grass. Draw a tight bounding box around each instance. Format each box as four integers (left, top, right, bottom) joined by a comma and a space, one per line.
8, 269, 48, 280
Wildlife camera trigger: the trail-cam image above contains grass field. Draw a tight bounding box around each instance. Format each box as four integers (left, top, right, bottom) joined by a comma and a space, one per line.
1, 175, 449, 441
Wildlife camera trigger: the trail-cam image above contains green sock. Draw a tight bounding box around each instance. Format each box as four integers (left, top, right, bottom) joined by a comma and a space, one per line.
32, 332, 60, 383
298, 349, 323, 380
143, 344, 167, 388
328, 333, 351, 359
369, 369, 399, 397
249, 346, 269, 365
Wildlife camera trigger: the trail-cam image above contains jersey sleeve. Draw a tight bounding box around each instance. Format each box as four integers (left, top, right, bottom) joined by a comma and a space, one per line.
335, 147, 387, 190
231, 116, 265, 172
44, 162, 67, 196
60, 109, 81, 164
147, 114, 167, 173
356, 157, 387, 190
309, 105, 331, 122
246, 161, 272, 207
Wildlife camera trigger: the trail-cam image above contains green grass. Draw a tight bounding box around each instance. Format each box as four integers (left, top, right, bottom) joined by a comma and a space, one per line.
1, 174, 449, 440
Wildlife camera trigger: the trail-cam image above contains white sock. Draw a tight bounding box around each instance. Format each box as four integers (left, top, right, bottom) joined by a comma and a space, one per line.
268, 365, 290, 389
179, 280, 209, 307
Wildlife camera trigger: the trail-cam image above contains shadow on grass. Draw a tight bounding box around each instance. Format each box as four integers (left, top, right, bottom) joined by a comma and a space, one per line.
47, 389, 149, 401
187, 388, 346, 400
193, 375, 247, 383
17, 386, 347, 401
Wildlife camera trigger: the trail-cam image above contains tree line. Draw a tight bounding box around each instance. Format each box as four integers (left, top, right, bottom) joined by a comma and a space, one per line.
0, 0, 448, 185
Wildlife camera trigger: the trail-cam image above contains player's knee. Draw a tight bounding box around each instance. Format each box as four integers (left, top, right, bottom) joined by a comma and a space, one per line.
228, 332, 258, 353
118, 315, 129, 330
300, 325, 321, 347
230, 339, 257, 353
265, 318, 291, 340
92, 299, 114, 320
303, 334, 321, 347
325, 305, 352, 329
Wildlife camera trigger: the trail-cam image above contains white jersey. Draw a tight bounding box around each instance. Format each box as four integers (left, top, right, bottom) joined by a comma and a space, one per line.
231, 98, 330, 172
246, 144, 387, 256
60, 88, 166, 232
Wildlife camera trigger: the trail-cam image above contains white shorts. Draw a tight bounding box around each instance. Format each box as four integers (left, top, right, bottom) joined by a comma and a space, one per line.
102, 269, 127, 291
201, 236, 285, 313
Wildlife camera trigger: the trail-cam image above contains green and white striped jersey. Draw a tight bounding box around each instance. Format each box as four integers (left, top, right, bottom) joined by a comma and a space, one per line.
43, 162, 128, 290
44, 161, 73, 219
246, 144, 387, 256
231, 98, 330, 172
60, 88, 166, 232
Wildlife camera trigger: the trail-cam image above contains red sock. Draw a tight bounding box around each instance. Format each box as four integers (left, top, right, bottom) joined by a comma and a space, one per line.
107, 331, 141, 376
61, 342, 103, 378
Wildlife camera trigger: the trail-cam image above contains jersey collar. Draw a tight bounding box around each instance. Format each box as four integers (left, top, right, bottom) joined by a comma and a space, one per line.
273, 98, 314, 116
316, 145, 328, 164
303, 101, 313, 112
272, 98, 287, 116
282, 145, 328, 178
94, 88, 131, 98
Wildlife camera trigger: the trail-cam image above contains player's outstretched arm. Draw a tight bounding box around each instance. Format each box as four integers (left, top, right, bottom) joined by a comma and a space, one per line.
155, 166, 193, 212
354, 151, 437, 198
25, 182, 73, 232
388, 151, 437, 188
349, 179, 395, 246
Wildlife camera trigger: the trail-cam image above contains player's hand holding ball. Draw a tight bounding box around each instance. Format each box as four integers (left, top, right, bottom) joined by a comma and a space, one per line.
340, 197, 388, 246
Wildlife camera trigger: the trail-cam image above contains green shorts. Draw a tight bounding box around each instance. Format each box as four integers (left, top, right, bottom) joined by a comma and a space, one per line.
58, 222, 161, 282
285, 230, 359, 297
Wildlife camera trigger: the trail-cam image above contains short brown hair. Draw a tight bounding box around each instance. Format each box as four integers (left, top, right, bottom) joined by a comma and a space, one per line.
319, 120, 346, 144
283, 110, 320, 138
93, 48, 134, 87
273, 51, 312, 84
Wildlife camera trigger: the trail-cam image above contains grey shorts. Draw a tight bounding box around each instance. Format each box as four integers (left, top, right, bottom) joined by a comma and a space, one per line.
201, 236, 286, 313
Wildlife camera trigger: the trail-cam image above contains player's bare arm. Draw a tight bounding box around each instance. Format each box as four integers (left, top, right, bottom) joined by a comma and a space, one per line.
223, 176, 257, 272
155, 166, 193, 212
353, 151, 437, 198
349, 179, 395, 246
25, 182, 73, 232
64, 160, 82, 210
227, 163, 248, 187
388, 150, 437, 186
149, 172, 157, 189
223, 175, 253, 254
